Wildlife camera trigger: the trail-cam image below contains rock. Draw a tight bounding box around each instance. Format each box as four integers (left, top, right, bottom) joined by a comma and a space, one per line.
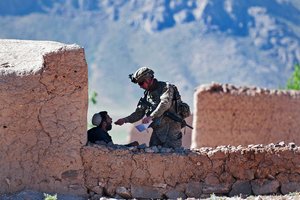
160, 147, 173, 153
0, 190, 86, 200
145, 148, 155, 153
174, 147, 185, 153
90, 186, 103, 195
116, 187, 131, 199
153, 183, 167, 189
91, 194, 103, 200
61, 170, 80, 180
251, 179, 280, 195
152, 146, 160, 153
185, 182, 203, 198
276, 172, 289, 184
281, 182, 300, 195
165, 189, 186, 199
0, 190, 44, 200
137, 143, 147, 149
204, 173, 220, 185
131, 185, 162, 199
276, 141, 286, 147
229, 180, 252, 197
202, 183, 231, 194
219, 172, 235, 185
95, 141, 108, 145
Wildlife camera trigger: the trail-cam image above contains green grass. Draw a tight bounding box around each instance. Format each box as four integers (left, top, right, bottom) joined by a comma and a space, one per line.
44, 193, 57, 200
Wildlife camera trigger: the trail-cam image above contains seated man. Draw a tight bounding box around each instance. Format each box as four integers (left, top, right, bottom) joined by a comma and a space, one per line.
87, 111, 139, 147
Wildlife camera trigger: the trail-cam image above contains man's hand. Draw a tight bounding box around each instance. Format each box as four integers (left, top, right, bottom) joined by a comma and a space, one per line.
142, 116, 152, 124
114, 118, 126, 126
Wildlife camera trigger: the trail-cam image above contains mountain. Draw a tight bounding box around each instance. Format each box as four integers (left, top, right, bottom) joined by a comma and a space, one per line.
0, 0, 299, 143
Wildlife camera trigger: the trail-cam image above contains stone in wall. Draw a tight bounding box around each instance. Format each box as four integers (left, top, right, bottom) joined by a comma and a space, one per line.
128, 114, 193, 148
192, 83, 300, 148
0, 39, 88, 195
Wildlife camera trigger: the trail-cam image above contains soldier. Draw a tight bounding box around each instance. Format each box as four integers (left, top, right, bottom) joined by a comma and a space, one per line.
87, 111, 139, 147
114, 67, 184, 148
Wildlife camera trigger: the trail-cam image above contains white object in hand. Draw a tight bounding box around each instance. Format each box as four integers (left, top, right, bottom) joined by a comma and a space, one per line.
135, 119, 152, 132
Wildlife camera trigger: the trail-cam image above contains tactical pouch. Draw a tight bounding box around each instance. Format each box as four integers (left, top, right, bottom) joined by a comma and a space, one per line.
177, 101, 191, 119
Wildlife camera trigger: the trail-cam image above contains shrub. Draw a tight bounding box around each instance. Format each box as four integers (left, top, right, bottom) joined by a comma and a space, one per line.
89, 91, 98, 105
286, 64, 300, 90
44, 193, 57, 200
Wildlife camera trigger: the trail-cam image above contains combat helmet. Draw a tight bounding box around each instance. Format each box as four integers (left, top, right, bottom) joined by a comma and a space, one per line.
129, 67, 154, 83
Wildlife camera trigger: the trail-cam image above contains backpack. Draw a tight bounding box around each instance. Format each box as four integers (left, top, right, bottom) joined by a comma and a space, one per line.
171, 84, 191, 119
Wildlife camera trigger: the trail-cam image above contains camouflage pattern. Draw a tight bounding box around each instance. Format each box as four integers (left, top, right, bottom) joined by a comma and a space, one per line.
149, 117, 182, 148
130, 67, 154, 83
125, 79, 182, 148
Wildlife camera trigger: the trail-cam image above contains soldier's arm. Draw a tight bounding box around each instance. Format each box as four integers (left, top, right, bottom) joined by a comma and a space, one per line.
150, 83, 174, 118
125, 104, 146, 123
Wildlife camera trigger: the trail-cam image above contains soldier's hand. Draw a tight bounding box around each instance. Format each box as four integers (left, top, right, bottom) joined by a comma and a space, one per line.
114, 118, 126, 126
142, 116, 152, 124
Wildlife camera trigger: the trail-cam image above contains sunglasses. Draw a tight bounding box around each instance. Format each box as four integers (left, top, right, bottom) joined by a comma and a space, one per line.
138, 81, 145, 86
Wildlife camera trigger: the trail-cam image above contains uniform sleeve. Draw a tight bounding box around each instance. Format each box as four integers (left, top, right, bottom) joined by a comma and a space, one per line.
150, 83, 174, 118
125, 103, 147, 123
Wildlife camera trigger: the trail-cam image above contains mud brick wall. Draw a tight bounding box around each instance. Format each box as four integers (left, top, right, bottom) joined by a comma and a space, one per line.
81, 142, 300, 199
0, 39, 88, 195
192, 83, 300, 148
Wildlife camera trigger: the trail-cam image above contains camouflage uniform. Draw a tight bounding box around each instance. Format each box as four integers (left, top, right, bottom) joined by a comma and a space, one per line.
124, 79, 182, 148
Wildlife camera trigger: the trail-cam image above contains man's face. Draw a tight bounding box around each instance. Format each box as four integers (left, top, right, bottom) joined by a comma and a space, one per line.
105, 114, 112, 131
138, 78, 151, 90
